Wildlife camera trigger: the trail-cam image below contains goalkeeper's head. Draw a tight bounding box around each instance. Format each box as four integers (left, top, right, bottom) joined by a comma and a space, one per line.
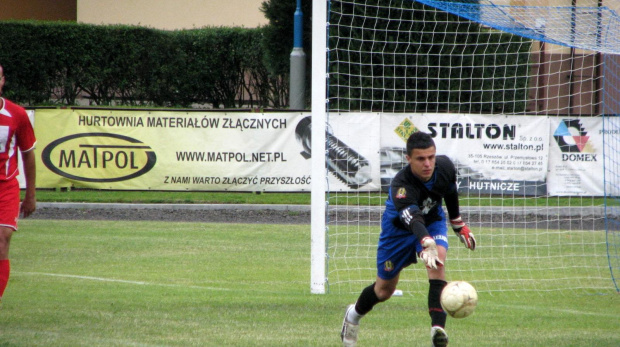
406, 131, 436, 155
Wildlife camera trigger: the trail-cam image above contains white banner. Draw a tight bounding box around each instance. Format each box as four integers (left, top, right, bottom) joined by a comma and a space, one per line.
325, 113, 382, 191
547, 117, 603, 196
380, 113, 549, 195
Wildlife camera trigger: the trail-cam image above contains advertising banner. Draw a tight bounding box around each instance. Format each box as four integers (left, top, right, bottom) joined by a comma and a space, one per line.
547, 117, 603, 196
32, 109, 606, 196
35, 109, 315, 191
323, 113, 382, 191
34, 109, 381, 192
380, 113, 549, 195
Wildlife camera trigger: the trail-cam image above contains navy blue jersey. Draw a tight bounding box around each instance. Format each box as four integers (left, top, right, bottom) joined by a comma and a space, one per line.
381, 155, 459, 237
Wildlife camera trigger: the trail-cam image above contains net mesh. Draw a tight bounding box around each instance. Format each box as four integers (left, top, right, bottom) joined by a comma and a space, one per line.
324, 0, 619, 295
417, 0, 620, 54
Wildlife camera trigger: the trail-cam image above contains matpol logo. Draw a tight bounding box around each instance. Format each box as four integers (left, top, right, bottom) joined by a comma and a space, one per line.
41, 133, 157, 182
553, 119, 597, 162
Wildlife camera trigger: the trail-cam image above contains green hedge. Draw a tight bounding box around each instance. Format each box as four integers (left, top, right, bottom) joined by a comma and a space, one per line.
0, 21, 286, 108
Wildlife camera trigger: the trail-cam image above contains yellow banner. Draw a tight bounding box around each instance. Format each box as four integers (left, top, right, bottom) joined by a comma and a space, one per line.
35, 109, 312, 191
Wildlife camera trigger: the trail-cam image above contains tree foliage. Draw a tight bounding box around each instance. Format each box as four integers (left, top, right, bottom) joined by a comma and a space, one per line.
329, 0, 531, 113
260, 0, 312, 104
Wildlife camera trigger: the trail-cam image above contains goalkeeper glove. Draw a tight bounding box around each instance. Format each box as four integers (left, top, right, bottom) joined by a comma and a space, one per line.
450, 217, 476, 251
419, 237, 443, 270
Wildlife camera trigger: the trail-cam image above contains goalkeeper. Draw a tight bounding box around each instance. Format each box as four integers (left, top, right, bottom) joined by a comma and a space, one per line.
340, 131, 475, 347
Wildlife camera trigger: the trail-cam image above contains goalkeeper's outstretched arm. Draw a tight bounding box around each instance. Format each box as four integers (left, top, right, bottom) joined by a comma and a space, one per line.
444, 185, 476, 250
444, 182, 461, 220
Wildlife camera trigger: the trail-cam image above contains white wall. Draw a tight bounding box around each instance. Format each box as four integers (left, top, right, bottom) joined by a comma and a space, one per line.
78, 0, 268, 29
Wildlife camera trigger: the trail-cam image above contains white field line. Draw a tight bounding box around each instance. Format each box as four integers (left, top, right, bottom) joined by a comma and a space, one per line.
494, 303, 618, 318
8, 327, 164, 347
14, 271, 232, 291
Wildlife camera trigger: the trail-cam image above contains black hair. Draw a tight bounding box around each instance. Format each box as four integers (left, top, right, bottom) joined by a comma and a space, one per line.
406, 131, 435, 155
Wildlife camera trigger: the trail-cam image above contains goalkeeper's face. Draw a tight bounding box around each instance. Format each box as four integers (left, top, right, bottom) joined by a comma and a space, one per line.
406, 146, 436, 182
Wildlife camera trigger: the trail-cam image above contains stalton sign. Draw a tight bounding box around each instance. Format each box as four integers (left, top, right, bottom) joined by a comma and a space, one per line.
41, 133, 157, 183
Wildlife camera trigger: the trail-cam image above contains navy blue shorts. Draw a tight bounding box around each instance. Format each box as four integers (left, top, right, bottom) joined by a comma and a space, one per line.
376, 219, 448, 280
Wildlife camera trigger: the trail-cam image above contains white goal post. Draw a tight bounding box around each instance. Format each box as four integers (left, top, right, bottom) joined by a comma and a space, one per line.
310, 0, 328, 294
311, 0, 620, 295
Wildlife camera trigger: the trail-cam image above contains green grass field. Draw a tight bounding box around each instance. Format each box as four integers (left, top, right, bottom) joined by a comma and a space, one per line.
1, 219, 618, 346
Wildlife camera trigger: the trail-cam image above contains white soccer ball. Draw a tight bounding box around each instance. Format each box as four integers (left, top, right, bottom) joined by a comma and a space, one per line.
440, 281, 478, 319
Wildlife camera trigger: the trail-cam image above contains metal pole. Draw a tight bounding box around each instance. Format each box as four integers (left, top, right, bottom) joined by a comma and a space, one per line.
289, 0, 306, 109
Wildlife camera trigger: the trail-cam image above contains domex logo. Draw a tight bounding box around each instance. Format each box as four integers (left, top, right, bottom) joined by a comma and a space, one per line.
41, 133, 157, 182
553, 119, 597, 162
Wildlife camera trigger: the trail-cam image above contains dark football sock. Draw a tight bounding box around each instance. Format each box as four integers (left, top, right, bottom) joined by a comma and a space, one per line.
355, 282, 381, 315
429, 279, 448, 327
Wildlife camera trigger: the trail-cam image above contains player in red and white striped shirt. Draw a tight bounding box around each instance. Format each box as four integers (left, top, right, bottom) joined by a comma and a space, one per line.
0, 63, 37, 306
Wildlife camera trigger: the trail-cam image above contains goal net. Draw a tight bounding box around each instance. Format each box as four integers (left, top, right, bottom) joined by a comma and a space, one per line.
311, 0, 620, 295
